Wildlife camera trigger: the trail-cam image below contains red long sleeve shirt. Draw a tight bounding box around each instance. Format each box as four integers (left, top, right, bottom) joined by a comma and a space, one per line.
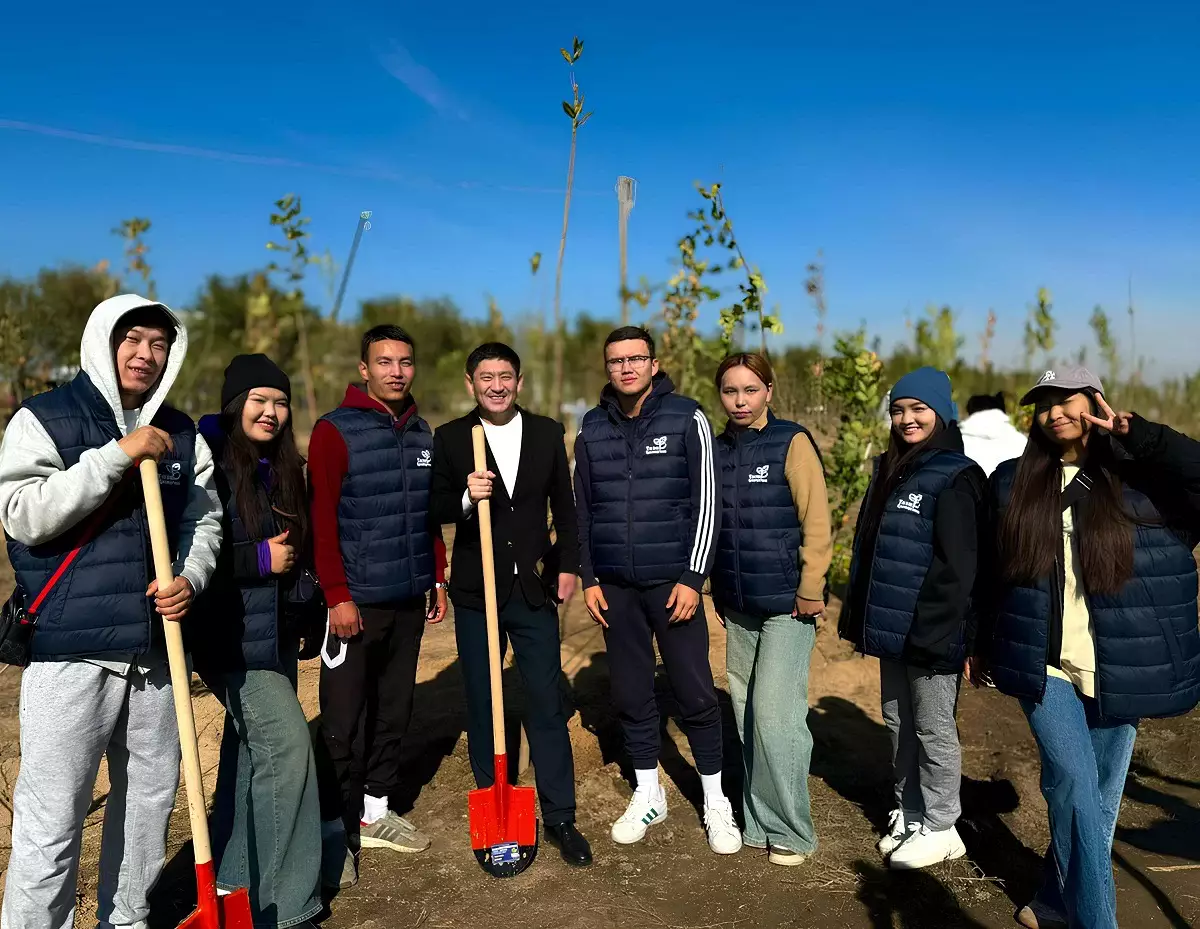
308, 385, 447, 607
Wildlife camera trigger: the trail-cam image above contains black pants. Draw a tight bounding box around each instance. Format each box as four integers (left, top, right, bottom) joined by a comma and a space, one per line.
317, 598, 426, 837
601, 581, 723, 776
454, 597, 576, 825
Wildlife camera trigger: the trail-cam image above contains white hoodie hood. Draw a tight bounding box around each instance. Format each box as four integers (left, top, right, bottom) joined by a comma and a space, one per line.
0, 291, 222, 621
959, 409, 1029, 476
81, 293, 188, 436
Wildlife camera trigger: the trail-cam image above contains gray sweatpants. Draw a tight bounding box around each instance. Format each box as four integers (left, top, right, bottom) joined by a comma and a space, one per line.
1, 660, 181, 929
879, 659, 962, 831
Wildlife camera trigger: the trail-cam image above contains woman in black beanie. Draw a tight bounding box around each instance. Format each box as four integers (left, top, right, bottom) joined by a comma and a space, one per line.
193, 354, 322, 927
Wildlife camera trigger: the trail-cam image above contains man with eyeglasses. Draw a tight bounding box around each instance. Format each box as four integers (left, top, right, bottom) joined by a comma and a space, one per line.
573, 326, 741, 856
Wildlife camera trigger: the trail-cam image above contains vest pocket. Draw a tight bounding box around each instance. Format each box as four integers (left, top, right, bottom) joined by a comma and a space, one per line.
777, 537, 800, 588
1156, 614, 1186, 686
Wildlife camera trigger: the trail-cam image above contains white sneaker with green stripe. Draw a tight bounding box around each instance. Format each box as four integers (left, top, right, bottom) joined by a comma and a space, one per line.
611, 787, 668, 844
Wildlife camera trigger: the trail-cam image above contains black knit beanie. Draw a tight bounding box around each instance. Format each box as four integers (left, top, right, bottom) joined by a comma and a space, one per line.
221, 354, 292, 412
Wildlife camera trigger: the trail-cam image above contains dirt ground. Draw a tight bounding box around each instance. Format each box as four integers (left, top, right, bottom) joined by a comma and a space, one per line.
0, 533, 1198, 929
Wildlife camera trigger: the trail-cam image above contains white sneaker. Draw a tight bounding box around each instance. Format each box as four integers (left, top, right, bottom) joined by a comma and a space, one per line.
703, 797, 743, 855
887, 824, 966, 870
767, 846, 808, 867
611, 788, 668, 844
876, 809, 909, 857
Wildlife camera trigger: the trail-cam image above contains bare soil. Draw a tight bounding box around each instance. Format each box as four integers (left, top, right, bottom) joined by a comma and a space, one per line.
0, 532, 1197, 929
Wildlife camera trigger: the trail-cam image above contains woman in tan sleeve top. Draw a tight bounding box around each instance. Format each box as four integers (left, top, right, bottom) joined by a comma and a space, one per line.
709, 352, 833, 867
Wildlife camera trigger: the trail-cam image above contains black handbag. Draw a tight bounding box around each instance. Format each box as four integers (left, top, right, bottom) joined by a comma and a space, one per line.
285, 568, 326, 660
0, 489, 122, 667
0, 588, 34, 667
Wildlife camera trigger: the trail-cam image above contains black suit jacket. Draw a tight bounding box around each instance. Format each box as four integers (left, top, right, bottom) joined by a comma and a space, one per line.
431, 407, 579, 612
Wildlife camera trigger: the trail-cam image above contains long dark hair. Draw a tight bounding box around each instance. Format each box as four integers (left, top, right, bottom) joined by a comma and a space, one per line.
219, 391, 309, 552
857, 418, 944, 544
998, 397, 1133, 595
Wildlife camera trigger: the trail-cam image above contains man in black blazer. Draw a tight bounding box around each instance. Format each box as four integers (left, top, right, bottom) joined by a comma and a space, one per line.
430, 342, 592, 866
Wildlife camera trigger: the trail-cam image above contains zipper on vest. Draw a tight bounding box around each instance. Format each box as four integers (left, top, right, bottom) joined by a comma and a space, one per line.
137, 506, 153, 654
733, 438, 743, 608
396, 420, 414, 596
626, 442, 634, 578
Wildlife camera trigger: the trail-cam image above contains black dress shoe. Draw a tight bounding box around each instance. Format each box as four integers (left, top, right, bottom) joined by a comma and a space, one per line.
545, 822, 593, 867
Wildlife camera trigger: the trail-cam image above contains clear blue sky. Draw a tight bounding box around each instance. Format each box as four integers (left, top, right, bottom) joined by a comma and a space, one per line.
2, 0, 1198, 375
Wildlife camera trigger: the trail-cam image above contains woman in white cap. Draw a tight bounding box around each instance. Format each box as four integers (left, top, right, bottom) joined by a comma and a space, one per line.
971, 366, 1200, 929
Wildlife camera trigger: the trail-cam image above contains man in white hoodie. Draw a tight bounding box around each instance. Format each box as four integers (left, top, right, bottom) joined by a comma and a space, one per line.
959, 391, 1029, 477
0, 295, 222, 929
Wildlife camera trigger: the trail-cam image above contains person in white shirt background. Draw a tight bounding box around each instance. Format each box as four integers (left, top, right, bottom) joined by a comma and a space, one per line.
959, 392, 1029, 476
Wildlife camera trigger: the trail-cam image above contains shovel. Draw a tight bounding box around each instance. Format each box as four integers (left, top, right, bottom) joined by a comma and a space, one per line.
139, 459, 253, 929
467, 425, 538, 878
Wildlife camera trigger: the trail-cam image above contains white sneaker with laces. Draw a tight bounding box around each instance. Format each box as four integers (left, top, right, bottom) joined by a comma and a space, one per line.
703, 797, 743, 855
876, 809, 909, 857
887, 823, 966, 870
611, 788, 668, 845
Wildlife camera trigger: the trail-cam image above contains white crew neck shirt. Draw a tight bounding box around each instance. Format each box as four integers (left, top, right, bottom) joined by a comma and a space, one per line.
481, 411, 522, 499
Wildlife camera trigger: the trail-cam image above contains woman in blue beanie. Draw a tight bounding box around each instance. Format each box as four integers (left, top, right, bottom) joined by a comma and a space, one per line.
839, 367, 987, 870
192, 354, 323, 927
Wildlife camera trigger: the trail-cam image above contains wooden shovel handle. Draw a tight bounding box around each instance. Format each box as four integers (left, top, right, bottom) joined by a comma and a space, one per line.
471, 426, 506, 755
138, 458, 212, 866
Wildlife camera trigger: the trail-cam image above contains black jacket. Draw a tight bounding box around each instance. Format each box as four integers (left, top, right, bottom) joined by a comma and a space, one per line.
431, 407, 579, 612
841, 423, 988, 673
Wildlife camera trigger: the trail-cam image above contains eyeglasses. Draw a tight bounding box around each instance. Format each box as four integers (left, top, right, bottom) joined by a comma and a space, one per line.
605, 354, 652, 371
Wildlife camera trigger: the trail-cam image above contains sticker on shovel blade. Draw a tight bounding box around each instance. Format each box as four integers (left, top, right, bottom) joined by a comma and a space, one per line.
489, 842, 521, 864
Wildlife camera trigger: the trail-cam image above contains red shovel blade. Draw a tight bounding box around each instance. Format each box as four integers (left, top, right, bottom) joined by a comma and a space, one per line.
468, 754, 538, 878
176, 861, 254, 929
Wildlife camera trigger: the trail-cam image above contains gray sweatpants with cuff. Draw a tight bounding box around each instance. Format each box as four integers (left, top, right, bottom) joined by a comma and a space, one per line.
880, 659, 962, 831
1, 659, 181, 929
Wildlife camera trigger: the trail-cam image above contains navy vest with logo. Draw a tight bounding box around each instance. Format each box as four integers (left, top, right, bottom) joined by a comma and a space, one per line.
987, 460, 1200, 719
848, 450, 977, 662
6, 371, 194, 660
578, 384, 701, 586
320, 405, 434, 604
712, 414, 815, 616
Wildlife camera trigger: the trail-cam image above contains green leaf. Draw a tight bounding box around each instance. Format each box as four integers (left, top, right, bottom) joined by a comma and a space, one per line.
562, 101, 576, 118
577, 111, 594, 128
560, 48, 572, 64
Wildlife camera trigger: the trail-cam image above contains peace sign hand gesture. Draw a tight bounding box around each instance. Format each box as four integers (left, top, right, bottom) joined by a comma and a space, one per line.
1081, 394, 1133, 437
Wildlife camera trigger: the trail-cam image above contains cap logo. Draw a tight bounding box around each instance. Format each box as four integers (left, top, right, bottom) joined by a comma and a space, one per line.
1040, 370, 1056, 384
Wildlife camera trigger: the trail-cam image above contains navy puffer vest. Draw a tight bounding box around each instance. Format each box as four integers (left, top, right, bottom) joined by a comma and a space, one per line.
987, 461, 1200, 719
578, 377, 703, 586
190, 420, 282, 672
712, 414, 816, 615
7, 372, 194, 660
848, 450, 977, 662
319, 405, 434, 604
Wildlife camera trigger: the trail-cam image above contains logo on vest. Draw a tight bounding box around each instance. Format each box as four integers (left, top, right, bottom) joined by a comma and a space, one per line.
416, 449, 432, 468
645, 435, 668, 455
896, 492, 924, 514
747, 464, 770, 483
159, 460, 183, 487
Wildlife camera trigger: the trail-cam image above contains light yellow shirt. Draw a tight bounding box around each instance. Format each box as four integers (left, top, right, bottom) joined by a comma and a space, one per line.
1047, 464, 1097, 696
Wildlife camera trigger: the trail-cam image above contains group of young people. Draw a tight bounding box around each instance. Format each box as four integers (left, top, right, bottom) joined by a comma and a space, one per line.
0, 295, 1196, 929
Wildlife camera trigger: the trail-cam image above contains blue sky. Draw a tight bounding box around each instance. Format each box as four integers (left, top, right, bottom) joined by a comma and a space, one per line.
2, 0, 1198, 375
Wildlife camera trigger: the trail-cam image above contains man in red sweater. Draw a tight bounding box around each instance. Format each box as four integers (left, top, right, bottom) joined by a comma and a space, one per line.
308, 325, 448, 889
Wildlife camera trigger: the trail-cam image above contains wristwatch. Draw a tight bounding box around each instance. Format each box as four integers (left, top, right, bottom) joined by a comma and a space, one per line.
434, 582, 448, 590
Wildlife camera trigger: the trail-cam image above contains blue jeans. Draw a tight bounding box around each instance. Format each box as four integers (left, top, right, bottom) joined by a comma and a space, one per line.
204, 659, 323, 929
725, 609, 817, 854
1020, 676, 1138, 929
